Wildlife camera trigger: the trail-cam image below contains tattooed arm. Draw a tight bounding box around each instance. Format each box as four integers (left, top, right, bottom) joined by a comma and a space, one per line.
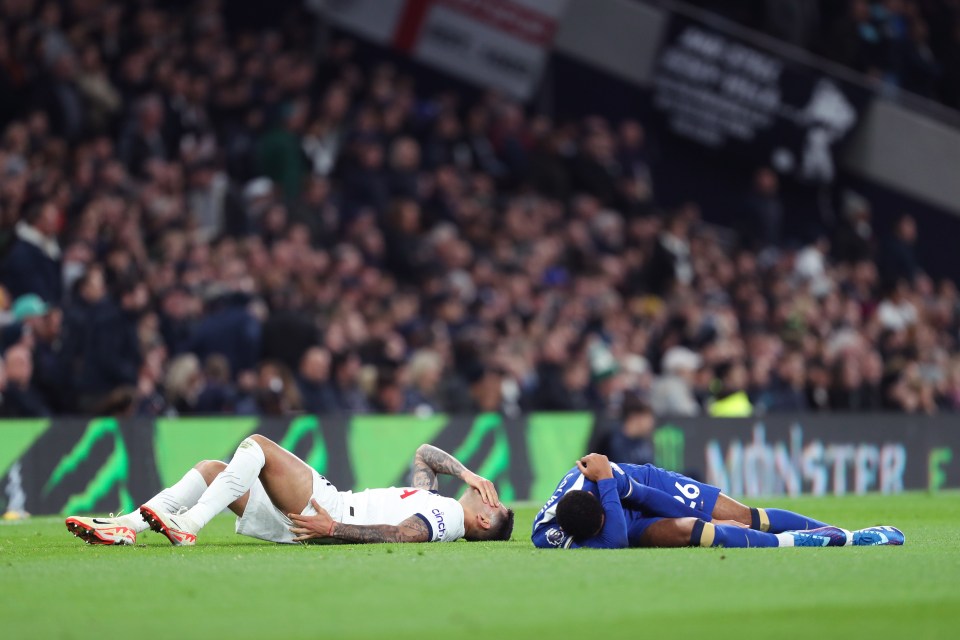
328, 515, 431, 544
411, 444, 500, 506
289, 501, 431, 543
412, 444, 466, 490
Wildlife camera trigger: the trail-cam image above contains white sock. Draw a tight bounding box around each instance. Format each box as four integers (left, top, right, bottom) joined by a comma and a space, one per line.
116, 512, 151, 534
775, 533, 795, 547
186, 438, 266, 528
120, 468, 209, 533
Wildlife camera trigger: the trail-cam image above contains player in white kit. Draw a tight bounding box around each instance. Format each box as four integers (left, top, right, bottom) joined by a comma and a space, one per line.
65, 435, 514, 546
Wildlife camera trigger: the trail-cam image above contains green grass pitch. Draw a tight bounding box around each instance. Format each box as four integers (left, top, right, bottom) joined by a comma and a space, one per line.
1, 493, 958, 639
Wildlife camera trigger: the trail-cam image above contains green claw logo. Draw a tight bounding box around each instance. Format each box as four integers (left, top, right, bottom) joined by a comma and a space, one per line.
453, 413, 515, 502
43, 418, 133, 514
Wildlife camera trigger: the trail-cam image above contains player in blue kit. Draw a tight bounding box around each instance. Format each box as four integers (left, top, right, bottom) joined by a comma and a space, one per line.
532, 453, 904, 549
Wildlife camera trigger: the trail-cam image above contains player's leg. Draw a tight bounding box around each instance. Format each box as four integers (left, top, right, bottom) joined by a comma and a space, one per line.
711, 494, 829, 532
142, 435, 315, 545
66, 459, 241, 545
640, 517, 779, 548
709, 492, 902, 544
640, 518, 850, 548
194, 460, 249, 517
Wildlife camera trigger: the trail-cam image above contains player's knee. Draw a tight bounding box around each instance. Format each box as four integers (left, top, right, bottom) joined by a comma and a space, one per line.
246, 434, 275, 450
671, 517, 701, 545
714, 493, 751, 525
194, 459, 226, 485
729, 503, 751, 525
641, 517, 702, 547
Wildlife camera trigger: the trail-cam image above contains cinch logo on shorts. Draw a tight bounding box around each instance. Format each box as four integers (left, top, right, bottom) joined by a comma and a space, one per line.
432, 508, 446, 538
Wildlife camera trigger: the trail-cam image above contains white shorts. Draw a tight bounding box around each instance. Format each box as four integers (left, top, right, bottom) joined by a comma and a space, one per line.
234, 469, 343, 544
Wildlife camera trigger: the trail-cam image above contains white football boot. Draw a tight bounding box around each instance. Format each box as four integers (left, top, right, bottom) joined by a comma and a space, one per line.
65, 515, 137, 545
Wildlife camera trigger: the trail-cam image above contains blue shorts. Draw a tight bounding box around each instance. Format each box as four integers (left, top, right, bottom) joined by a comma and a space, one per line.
627, 464, 721, 516
620, 465, 721, 544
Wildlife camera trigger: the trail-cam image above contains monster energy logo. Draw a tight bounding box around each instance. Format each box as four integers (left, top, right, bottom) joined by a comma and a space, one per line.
43, 418, 133, 514
279, 416, 328, 474
654, 426, 685, 471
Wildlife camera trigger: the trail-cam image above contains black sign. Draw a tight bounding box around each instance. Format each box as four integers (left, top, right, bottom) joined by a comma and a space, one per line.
658, 414, 960, 497
652, 15, 873, 184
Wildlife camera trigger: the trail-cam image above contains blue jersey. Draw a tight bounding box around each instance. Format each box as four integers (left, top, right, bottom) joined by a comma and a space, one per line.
531, 463, 720, 549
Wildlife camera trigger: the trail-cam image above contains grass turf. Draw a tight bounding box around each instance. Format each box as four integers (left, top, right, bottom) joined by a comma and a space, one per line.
1, 493, 957, 639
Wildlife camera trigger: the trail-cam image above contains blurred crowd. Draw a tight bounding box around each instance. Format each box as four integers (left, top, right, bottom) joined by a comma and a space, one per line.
0, 0, 958, 422
686, 0, 960, 107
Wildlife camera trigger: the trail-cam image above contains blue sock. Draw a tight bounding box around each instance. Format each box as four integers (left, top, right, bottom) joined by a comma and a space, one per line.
752, 508, 828, 533
692, 520, 780, 548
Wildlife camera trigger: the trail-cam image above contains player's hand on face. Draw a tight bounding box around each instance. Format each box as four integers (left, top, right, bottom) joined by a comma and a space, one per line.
462, 470, 500, 507
289, 499, 335, 542
577, 453, 613, 482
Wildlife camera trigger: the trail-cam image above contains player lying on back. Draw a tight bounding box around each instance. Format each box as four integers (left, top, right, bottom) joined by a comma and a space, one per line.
66, 436, 514, 546
532, 453, 903, 549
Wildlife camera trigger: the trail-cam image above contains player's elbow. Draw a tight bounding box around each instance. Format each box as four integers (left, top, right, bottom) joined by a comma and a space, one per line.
414, 443, 432, 459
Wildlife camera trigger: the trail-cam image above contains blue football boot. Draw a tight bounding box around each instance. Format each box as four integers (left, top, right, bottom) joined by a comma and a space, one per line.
785, 526, 851, 547
852, 526, 904, 546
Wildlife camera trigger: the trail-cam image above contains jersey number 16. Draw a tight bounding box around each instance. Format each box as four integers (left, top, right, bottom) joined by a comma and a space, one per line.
673, 481, 700, 509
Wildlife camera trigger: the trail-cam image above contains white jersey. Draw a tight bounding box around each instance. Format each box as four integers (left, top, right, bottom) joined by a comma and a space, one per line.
339, 487, 466, 543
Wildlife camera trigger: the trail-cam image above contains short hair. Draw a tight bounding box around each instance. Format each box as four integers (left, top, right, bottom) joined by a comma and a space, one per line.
621, 393, 652, 421
473, 508, 515, 542
556, 490, 604, 541
489, 508, 515, 541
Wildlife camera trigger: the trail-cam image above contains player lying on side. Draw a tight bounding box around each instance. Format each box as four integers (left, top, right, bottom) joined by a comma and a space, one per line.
66, 436, 514, 546
532, 453, 904, 549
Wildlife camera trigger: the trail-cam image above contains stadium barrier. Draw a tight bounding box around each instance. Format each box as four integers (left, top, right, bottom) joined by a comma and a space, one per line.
1, 413, 957, 515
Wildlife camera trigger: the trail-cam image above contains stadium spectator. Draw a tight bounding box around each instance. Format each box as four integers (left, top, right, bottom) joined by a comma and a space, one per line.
60, 267, 142, 412
741, 167, 785, 250
650, 346, 702, 417
189, 289, 262, 380
406, 348, 446, 415
762, 351, 810, 413
257, 100, 309, 200
2, 343, 50, 417
238, 360, 302, 416
833, 192, 876, 264
118, 95, 169, 178
328, 350, 368, 414
164, 353, 203, 415
1, 200, 62, 302
879, 214, 920, 285
7, 295, 66, 413
877, 280, 919, 331
134, 342, 168, 417
592, 394, 656, 466
708, 361, 754, 417
297, 346, 337, 415
195, 355, 237, 414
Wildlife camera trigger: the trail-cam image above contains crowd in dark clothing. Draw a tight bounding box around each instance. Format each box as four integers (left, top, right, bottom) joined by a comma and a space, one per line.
685, 0, 960, 108
0, 0, 958, 421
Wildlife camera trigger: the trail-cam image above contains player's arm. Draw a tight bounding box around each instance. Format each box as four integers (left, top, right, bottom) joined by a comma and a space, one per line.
411, 444, 500, 506
575, 455, 629, 549
289, 500, 431, 544
326, 516, 430, 544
